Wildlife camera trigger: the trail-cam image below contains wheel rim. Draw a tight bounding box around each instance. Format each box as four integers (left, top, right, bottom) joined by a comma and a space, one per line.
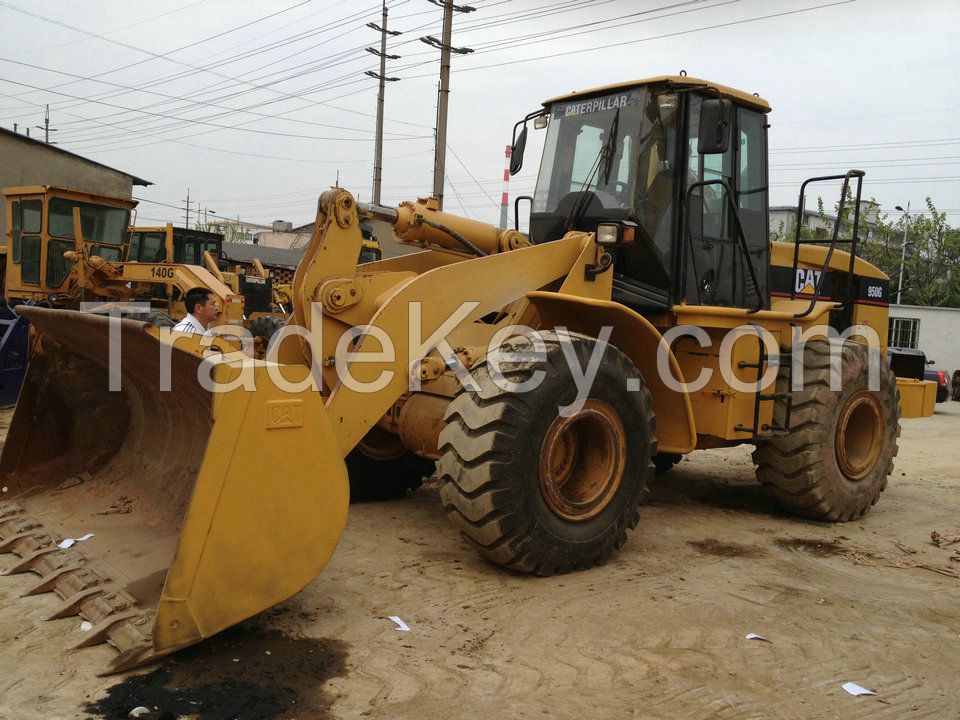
538, 398, 627, 522
835, 391, 884, 480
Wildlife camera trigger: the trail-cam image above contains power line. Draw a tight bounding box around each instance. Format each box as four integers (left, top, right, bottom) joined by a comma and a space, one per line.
0, 0, 313, 99
0, 56, 423, 139
393, 0, 857, 79
4, 0, 212, 59
771, 138, 960, 154
7, 0, 426, 130
0, 76, 429, 142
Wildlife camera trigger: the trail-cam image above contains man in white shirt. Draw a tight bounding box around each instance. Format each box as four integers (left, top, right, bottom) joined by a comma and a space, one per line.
173, 287, 218, 336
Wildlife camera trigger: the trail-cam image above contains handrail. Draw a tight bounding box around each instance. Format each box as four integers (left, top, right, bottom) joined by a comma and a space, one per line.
682, 178, 764, 313
789, 170, 864, 319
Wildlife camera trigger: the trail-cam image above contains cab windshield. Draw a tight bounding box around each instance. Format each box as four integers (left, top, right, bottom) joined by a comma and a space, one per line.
48, 198, 130, 262
534, 88, 646, 217
48, 198, 129, 245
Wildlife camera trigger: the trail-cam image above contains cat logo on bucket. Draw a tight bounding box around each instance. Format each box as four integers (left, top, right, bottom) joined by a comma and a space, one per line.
795, 268, 822, 295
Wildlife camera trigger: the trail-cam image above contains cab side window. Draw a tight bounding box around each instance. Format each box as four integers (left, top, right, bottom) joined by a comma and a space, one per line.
16, 200, 43, 284
684, 95, 735, 306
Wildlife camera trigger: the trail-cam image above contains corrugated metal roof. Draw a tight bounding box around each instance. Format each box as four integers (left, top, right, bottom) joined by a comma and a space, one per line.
0, 127, 152, 186
221, 241, 305, 269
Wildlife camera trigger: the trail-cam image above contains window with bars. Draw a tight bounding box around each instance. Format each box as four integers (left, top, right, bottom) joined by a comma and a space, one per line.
888, 317, 920, 349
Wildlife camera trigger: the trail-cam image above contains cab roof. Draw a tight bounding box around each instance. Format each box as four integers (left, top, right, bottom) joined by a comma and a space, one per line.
543, 75, 771, 113
1, 185, 137, 209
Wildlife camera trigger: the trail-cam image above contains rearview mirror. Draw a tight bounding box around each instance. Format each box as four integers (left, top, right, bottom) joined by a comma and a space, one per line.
697, 97, 733, 155
510, 125, 528, 176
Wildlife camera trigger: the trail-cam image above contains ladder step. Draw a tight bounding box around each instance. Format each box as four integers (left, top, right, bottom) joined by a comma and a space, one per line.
760, 392, 791, 402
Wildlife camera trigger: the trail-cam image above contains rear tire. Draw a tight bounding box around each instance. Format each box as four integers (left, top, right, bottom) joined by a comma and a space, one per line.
346, 427, 435, 502
753, 339, 900, 521
653, 453, 681, 473
438, 331, 656, 575
247, 315, 286, 342
248, 315, 287, 359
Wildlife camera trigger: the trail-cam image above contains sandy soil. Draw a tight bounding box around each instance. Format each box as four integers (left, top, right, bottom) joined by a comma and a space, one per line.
1, 403, 958, 720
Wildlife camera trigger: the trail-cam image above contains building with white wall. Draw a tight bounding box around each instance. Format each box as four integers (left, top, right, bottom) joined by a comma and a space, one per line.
769, 200, 880, 242
888, 304, 960, 373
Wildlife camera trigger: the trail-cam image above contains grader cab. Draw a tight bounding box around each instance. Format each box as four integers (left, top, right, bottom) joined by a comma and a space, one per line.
0, 75, 930, 672
2, 185, 246, 325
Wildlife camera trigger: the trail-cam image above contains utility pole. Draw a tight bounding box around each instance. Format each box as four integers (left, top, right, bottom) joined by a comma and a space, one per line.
366, 1, 401, 206
34, 104, 57, 144
422, 0, 474, 210
895, 201, 911, 305
183, 188, 192, 228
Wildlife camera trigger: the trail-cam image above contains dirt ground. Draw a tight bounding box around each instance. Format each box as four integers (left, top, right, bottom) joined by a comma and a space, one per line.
1, 402, 958, 720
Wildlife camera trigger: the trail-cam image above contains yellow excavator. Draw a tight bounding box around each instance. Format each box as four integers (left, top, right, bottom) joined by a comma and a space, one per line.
0, 75, 936, 673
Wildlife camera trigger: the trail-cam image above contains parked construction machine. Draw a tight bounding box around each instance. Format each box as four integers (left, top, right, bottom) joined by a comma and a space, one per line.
126, 223, 290, 320
0, 75, 934, 673
1, 186, 247, 326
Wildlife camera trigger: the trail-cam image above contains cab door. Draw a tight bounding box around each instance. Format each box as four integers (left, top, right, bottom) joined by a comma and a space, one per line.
682, 94, 769, 309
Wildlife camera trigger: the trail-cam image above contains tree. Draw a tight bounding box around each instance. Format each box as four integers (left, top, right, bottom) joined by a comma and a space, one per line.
858, 199, 960, 307
772, 191, 960, 308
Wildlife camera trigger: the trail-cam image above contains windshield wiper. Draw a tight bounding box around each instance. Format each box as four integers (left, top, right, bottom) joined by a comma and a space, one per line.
601, 108, 620, 186
564, 108, 621, 233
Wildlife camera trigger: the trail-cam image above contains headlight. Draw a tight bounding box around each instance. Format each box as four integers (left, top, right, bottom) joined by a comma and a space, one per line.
596, 223, 620, 246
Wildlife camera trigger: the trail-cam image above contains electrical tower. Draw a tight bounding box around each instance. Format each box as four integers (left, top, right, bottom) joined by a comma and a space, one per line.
422, 0, 474, 211
183, 188, 193, 228
34, 105, 57, 144
365, 1, 402, 206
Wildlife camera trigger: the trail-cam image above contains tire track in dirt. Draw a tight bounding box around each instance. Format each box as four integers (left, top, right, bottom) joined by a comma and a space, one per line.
302, 434, 958, 720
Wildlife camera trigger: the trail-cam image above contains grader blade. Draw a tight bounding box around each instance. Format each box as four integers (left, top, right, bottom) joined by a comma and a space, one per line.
0, 307, 348, 673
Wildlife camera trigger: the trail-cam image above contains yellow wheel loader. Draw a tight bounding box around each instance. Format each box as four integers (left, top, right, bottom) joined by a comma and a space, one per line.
0, 75, 935, 672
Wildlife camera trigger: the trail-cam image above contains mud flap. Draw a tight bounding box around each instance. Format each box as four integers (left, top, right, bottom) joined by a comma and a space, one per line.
0, 307, 348, 673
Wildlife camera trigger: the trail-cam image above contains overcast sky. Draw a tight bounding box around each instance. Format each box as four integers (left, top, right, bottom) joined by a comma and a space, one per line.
1, 0, 958, 233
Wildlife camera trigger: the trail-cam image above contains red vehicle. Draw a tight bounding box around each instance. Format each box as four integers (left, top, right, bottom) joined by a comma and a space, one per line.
924, 367, 950, 403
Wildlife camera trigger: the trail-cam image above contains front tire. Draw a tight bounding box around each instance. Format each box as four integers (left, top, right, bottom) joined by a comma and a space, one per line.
753, 339, 900, 521
438, 331, 656, 575
130, 310, 175, 328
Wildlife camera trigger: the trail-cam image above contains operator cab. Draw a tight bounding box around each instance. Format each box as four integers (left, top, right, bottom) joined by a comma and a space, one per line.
127, 226, 224, 265
4, 186, 133, 301
517, 76, 771, 314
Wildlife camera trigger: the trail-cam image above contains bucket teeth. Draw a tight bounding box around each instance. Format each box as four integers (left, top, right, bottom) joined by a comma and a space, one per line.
71, 609, 143, 649
22, 563, 85, 596
0, 511, 56, 561
4, 546, 61, 575
0, 529, 48, 552
0, 502, 23, 519
47, 587, 106, 620
108, 641, 157, 675
0, 507, 158, 671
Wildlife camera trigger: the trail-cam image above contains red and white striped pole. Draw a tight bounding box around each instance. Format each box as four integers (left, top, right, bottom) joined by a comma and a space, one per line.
499, 144, 511, 229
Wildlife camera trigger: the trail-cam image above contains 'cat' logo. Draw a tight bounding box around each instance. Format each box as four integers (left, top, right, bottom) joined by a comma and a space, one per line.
795, 268, 822, 294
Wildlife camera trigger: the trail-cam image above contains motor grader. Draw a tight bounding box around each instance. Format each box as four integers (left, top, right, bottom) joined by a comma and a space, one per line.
125, 221, 293, 340
1, 185, 248, 327
0, 75, 935, 673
